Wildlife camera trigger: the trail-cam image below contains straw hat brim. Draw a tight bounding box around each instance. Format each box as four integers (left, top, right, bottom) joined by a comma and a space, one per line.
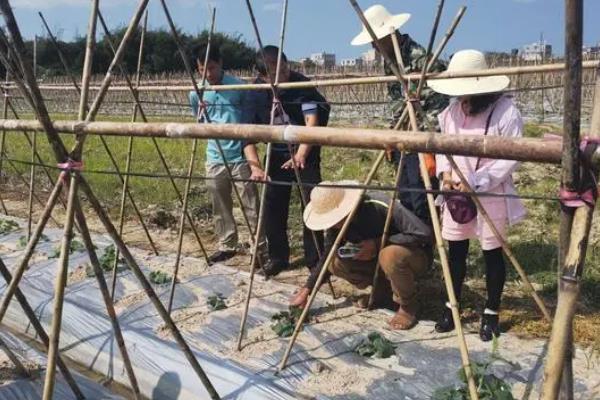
428, 75, 510, 97
303, 183, 363, 231
351, 13, 411, 46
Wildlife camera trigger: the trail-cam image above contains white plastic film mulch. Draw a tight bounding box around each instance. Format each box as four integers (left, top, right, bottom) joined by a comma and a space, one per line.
0, 215, 599, 400
0, 330, 123, 400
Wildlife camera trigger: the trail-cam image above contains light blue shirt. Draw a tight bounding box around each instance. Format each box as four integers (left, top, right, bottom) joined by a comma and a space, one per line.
189, 74, 249, 165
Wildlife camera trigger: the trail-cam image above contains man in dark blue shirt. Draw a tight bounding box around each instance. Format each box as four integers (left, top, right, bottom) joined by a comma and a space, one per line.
249, 46, 330, 278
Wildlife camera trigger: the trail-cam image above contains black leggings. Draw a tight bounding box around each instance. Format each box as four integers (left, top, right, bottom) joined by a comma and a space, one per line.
448, 239, 506, 311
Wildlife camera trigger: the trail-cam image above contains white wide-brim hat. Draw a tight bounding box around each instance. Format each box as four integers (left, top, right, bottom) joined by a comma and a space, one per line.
428, 49, 510, 96
303, 180, 363, 231
351, 4, 411, 46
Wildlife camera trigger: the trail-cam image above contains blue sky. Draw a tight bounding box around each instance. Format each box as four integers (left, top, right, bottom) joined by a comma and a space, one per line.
10, 0, 600, 61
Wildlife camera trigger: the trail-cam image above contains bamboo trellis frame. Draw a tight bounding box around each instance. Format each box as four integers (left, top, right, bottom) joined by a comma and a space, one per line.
0, 0, 596, 399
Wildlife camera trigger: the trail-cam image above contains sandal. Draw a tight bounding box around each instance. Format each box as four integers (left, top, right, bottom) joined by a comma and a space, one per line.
389, 306, 417, 330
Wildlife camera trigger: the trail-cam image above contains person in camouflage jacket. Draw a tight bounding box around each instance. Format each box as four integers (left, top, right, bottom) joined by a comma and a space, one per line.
351, 5, 449, 226
383, 33, 449, 131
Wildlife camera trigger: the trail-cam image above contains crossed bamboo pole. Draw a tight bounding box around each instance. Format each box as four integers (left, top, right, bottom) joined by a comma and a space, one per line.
236, 0, 295, 351
345, 2, 478, 398
0, 257, 84, 398
368, 0, 446, 309
242, 0, 334, 297
0, 0, 220, 397
95, 10, 211, 269
158, 0, 259, 263
108, 9, 150, 298
166, 6, 216, 314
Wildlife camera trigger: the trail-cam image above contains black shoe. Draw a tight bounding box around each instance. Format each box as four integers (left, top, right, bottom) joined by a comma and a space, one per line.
208, 250, 236, 264
479, 313, 500, 342
259, 260, 288, 279
435, 307, 455, 333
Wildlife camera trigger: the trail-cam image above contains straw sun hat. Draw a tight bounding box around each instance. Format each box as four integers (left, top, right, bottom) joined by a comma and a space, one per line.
351, 4, 411, 46
303, 181, 363, 231
428, 49, 510, 96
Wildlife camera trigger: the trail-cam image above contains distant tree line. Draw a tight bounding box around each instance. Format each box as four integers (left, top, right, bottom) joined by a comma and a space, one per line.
1, 28, 257, 78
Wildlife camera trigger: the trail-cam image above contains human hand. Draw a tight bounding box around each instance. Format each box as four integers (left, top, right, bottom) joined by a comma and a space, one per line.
281, 153, 306, 170
249, 166, 268, 181
353, 239, 378, 261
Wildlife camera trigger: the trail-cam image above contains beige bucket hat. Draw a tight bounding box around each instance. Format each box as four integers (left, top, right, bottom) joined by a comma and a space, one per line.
428, 49, 510, 96
303, 181, 363, 231
351, 4, 411, 46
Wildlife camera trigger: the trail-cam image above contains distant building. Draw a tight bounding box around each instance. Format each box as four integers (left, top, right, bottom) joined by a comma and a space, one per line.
361, 49, 382, 66
310, 52, 336, 68
520, 41, 552, 62
583, 43, 600, 58
340, 57, 364, 68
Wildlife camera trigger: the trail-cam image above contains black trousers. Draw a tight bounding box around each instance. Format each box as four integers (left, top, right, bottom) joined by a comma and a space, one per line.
265, 151, 324, 267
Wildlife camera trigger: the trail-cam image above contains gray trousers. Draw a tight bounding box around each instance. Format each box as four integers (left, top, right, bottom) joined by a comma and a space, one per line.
206, 162, 265, 253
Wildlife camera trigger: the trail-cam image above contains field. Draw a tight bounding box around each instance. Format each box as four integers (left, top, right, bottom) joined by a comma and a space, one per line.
1, 92, 600, 355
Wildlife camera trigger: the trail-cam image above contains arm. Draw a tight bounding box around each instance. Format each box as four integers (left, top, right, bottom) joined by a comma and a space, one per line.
472, 106, 524, 192
282, 104, 319, 170
243, 144, 266, 181
189, 91, 199, 119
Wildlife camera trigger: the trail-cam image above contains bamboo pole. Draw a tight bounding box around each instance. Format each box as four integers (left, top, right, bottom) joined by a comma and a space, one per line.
235, 0, 279, 351
368, 0, 446, 309
16, 60, 600, 93
0, 257, 85, 399
346, 1, 478, 396
0, 118, 577, 164
0, 2, 220, 397
237, 0, 292, 350
39, 12, 81, 92
95, 9, 208, 262
277, 151, 386, 370
26, 130, 36, 239
73, 201, 141, 399
0, 178, 64, 326
42, 173, 79, 400
111, 10, 156, 298
167, 7, 216, 314
541, 1, 592, 398
0, 68, 9, 215
158, 0, 258, 249
0, 336, 28, 377
77, 0, 98, 121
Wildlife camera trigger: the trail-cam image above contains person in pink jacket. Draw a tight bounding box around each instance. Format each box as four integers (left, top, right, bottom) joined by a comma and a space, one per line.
428, 50, 527, 341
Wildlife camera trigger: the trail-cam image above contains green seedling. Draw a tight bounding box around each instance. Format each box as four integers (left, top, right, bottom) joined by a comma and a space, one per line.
207, 293, 227, 311
48, 239, 85, 259
149, 270, 171, 285
431, 337, 515, 400
271, 306, 304, 338
17, 234, 49, 249
355, 332, 396, 359
0, 219, 19, 235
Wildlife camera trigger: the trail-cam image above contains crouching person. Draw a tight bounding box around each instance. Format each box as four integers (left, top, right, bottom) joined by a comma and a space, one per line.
291, 181, 433, 330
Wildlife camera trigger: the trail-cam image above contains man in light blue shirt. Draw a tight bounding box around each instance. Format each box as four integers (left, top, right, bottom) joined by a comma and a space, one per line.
190, 45, 266, 264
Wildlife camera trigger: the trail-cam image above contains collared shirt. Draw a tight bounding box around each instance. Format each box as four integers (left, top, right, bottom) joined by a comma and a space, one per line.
189, 74, 248, 165
246, 71, 330, 160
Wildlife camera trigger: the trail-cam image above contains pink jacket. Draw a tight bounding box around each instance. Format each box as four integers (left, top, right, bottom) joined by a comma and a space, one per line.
436, 95, 527, 226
